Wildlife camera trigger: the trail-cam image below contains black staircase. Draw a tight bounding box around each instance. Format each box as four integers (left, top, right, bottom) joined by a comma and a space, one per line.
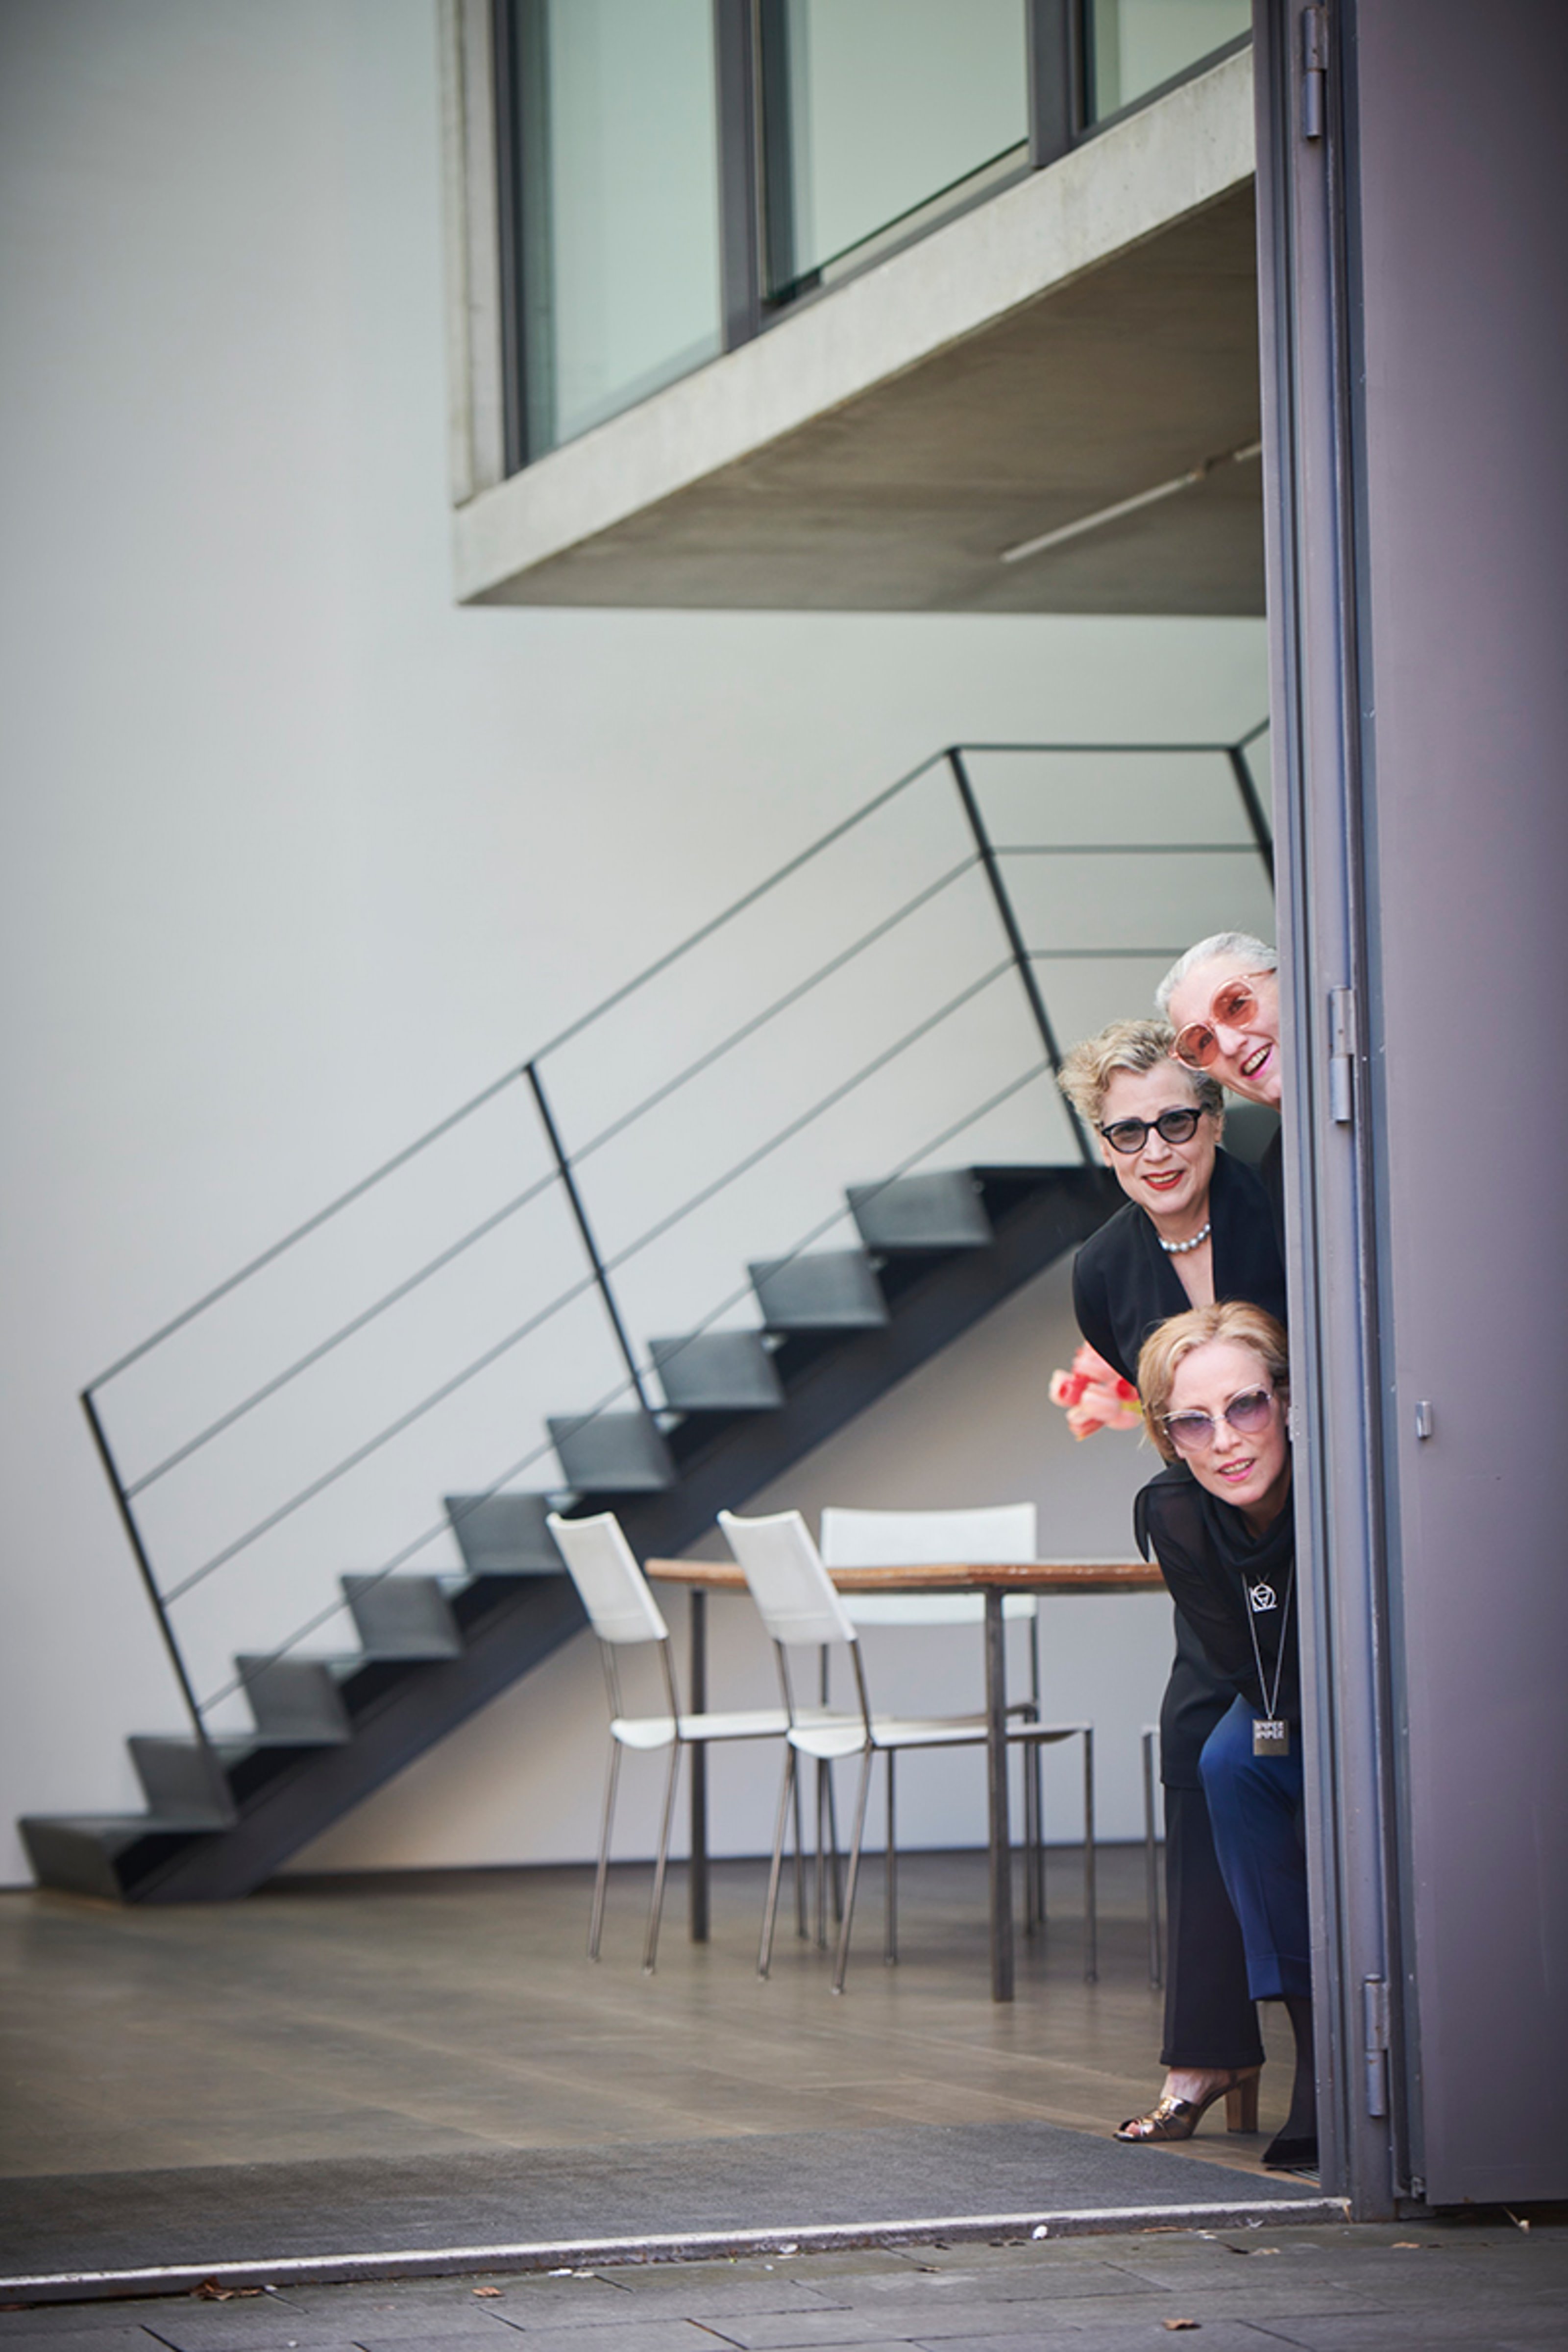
22, 728, 1272, 1903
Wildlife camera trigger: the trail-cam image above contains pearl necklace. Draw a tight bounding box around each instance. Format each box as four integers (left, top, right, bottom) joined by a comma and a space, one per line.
1158, 1220, 1212, 1256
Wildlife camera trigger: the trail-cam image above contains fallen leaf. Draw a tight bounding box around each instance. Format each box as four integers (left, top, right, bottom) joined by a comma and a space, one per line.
192, 2283, 234, 2302
471, 2287, 502, 2298
1163, 2322, 1200, 2333
1392, 2241, 1421, 2250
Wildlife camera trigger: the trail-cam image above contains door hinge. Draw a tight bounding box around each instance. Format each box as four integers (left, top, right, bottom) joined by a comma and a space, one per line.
1301, 7, 1327, 139
1328, 985, 1356, 1124
1363, 1975, 1391, 2117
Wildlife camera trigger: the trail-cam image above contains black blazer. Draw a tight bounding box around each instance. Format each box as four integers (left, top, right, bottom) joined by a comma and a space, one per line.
1136, 1463, 1300, 1725
1070, 1145, 1288, 1787
1071, 1146, 1288, 1392
1260, 1127, 1286, 1253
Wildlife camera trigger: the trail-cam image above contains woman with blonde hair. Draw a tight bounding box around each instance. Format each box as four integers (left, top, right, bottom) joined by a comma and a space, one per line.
1136, 1302, 1315, 2171
1057, 1020, 1285, 2148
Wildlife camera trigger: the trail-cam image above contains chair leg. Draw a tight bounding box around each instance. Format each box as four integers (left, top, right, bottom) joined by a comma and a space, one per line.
588, 1741, 622, 1960
825, 1766, 844, 1922
759, 1747, 798, 1979
791, 1759, 808, 1940
831, 1747, 875, 1995
819, 1646, 845, 1925
1081, 1727, 1098, 1984
814, 1759, 829, 1949
1143, 1728, 1163, 1988
883, 1750, 897, 1965
642, 1739, 682, 1976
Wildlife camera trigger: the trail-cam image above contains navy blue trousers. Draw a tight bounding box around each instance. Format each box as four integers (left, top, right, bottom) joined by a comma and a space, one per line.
1199, 1695, 1312, 2002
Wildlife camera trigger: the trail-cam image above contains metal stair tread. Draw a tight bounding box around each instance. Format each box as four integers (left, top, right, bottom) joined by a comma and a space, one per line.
21, 1811, 228, 1840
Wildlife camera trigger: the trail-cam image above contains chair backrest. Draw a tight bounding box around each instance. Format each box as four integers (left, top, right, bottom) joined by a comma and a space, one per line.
546, 1511, 670, 1646
820, 1504, 1037, 1627
718, 1509, 858, 1650
818, 1503, 1036, 1566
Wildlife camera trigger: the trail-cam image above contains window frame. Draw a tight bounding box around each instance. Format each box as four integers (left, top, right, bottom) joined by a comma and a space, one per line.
486, 0, 1249, 477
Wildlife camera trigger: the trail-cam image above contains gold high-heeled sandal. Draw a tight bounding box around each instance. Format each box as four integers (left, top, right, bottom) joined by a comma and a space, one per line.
1114, 2067, 1261, 2142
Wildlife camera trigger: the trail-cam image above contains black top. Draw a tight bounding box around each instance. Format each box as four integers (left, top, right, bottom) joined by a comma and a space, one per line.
1071, 1146, 1288, 1393
1260, 1127, 1286, 1253
1069, 1144, 1288, 1788
1136, 1463, 1299, 1724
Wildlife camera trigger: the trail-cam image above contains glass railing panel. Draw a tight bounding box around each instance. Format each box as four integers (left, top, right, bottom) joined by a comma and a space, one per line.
510, 0, 723, 455
1087, 0, 1251, 125
763, 0, 1029, 298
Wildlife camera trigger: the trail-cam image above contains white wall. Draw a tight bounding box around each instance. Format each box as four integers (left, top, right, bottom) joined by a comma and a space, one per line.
0, 0, 1267, 1884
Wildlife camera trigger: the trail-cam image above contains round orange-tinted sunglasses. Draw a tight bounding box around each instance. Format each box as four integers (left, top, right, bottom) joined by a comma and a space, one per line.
1172, 969, 1275, 1071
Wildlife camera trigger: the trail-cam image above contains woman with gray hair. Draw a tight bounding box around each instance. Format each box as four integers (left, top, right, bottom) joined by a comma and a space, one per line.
1159, 931, 1284, 1236
1057, 1018, 1286, 2145
1159, 931, 1282, 1109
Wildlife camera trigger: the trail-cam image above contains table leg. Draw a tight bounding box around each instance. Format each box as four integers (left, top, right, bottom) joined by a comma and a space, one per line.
688, 1589, 709, 1943
985, 1586, 1014, 2002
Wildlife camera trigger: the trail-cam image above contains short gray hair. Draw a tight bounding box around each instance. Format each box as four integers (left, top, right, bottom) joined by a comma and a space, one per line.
1057, 1018, 1224, 1129
1155, 931, 1278, 1021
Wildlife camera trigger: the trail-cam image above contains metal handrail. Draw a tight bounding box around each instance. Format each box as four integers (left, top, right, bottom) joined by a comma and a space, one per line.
79, 728, 1271, 1755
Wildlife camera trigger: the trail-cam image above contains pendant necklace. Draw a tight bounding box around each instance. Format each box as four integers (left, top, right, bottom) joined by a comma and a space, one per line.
1245, 1551, 1296, 1758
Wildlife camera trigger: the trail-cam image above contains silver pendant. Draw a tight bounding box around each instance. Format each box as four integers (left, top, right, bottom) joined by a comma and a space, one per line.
1253, 1717, 1291, 1758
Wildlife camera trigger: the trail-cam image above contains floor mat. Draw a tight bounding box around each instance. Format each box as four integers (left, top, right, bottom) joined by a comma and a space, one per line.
2, 2119, 1326, 2280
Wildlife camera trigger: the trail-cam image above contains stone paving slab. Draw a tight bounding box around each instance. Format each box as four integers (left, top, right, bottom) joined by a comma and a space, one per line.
901, 2329, 1275, 2352
3, 2229, 1565, 2352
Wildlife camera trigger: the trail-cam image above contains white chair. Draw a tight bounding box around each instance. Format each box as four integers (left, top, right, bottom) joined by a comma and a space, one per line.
547, 1511, 807, 1974
719, 1507, 1094, 1992
820, 1503, 1053, 1936
820, 1503, 1096, 1974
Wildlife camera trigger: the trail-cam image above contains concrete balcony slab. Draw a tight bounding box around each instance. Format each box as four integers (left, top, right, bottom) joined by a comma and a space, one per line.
453, 50, 1260, 616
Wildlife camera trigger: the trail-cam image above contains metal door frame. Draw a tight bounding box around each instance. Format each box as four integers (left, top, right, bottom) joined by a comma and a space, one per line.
1251, 0, 1409, 2220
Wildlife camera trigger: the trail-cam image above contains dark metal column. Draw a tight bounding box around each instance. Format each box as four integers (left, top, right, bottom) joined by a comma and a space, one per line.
1253, 0, 1402, 2221
983, 1588, 1014, 2002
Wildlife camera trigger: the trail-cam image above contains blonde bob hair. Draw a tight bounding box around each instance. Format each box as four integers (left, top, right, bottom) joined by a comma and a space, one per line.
1056, 1018, 1224, 1130
1137, 1301, 1290, 1464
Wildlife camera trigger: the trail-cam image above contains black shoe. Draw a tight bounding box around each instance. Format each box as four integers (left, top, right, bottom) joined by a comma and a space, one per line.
1262, 2130, 1319, 2171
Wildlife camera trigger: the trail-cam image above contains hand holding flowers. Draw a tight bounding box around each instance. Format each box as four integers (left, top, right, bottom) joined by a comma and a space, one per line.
1049, 1342, 1142, 1440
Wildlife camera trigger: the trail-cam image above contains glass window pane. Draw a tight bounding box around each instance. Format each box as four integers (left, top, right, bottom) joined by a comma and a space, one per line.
765, 0, 1028, 296
516, 0, 722, 455
1089, 0, 1250, 123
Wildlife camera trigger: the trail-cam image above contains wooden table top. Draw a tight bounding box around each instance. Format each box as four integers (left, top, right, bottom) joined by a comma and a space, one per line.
645, 1558, 1164, 1596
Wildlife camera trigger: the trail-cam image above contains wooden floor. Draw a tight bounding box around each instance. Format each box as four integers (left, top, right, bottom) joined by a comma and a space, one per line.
0, 1846, 1295, 2185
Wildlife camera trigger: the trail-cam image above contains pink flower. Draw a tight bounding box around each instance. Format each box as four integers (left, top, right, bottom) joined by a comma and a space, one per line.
1048, 1343, 1143, 1441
